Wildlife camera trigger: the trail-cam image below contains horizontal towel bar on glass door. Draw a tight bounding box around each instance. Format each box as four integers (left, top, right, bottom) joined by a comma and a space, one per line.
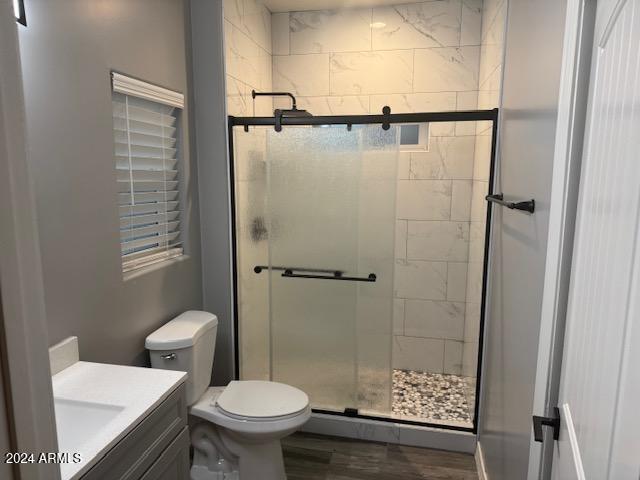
486, 193, 535, 213
253, 265, 377, 282
254, 265, 342, 275
282, 270, 377, 282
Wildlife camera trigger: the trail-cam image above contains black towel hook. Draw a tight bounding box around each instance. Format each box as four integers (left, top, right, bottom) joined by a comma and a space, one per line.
486, 193, 535, 213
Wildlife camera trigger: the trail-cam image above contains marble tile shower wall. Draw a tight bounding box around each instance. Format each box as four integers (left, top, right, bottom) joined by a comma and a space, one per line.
224, 0, 274, 380
224, 0, 273, 116
462, 0, 507, 381
271, 1, 486, 375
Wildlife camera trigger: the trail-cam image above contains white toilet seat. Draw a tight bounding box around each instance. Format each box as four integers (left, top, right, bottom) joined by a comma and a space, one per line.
216, 380, 309, 420
190, 385, 311, 435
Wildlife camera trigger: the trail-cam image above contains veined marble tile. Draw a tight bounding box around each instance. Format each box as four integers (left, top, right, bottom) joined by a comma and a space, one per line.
370, 92, 456, 136
271, 12, 290, 55
455, 91, 479, 136
330, 50, 414, 95
226, 75, 249, 117
482, 0, 506, 43
395, 220, 408, 260
397, 152, 411, 180
450, 179, 472, 221
225, 20, 264, 90
470, 180, 488, 222
446, 262, 467, 302
475, 117, 494, 136
393, 336, 445, 372
479, 13, 505, 86
444, 340, 464, 374
468, 220, 487, 263
465, 260, 483, 304
410, 136, 475, 180
473, 134, 492, 181
414, 47, 480, 93
461, 0, 482, 46
372, 1, 462, 50
290, 9, 372, 54
404, 299, 465, 340
223, 0, 243, 30
464, 301, 481, 342
393, 298, 405, 336
274, 95, 369, 115
396, 180, 452, 220
394, 260, 447, 300
273, 54, 330, 96
370, 92, 457, 114
407, 221, 469, 262
479, 62, 502, 96
257, 49, 273, 93
462, 341, 479, 377
479, 45, 502, 90
242, 0, 272, 53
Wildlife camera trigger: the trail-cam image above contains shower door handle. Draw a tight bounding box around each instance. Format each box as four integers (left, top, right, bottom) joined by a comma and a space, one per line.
281, 269, 377, 282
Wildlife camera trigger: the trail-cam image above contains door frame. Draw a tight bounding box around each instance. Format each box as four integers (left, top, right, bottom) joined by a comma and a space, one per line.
227, 108, 499, 433
0, 2, 60, 478
527, 0, 597, 477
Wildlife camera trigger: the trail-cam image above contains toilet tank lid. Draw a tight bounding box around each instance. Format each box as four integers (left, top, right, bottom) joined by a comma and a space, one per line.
145, 311, 218, 350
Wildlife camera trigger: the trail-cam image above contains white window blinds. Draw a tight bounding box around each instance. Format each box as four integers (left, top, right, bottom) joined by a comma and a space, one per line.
111, 73, 184, 272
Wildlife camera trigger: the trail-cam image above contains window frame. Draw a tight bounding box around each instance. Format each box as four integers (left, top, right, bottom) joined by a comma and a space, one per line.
111, 72, 185, 273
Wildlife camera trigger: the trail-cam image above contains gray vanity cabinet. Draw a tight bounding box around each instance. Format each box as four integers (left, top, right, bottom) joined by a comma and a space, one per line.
81, 383, 189, 480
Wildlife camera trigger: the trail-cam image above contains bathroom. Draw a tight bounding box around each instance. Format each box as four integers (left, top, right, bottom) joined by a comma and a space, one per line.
1, 0, 639, 480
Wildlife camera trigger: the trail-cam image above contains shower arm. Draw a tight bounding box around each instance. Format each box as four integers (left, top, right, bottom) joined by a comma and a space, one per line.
251, 90, 298, 110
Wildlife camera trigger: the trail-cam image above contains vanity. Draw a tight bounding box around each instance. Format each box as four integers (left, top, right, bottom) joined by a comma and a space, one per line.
50, 337, 190, 480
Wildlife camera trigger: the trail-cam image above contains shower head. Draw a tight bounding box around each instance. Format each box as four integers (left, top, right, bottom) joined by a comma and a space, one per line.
251, 90, 313, 118
273, 107, 313, 131
279, 108, 313, 118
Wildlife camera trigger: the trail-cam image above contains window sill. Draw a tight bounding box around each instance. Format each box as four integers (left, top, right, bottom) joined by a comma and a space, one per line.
123, 254, 190, 282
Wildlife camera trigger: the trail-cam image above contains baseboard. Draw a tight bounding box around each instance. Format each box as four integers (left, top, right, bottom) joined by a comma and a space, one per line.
475, 440, 489, 480
300, 412, 476, 453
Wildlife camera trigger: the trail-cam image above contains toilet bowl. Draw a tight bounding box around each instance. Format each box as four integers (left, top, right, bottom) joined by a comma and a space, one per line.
190, 384, 310, 480
146, 311, 310, 480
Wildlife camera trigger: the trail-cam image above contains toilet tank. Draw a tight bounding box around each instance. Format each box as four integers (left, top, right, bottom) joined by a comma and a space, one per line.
145, 311, 218, 405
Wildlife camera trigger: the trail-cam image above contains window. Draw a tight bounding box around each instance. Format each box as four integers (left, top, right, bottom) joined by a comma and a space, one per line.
111, 73, 184, 273
400, 123, 429, 151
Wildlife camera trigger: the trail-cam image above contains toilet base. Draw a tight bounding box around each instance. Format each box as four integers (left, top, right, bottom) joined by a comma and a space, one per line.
190, 422, 288, 480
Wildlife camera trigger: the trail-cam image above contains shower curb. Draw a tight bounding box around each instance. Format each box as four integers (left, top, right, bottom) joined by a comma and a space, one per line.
300, 412, 476, 453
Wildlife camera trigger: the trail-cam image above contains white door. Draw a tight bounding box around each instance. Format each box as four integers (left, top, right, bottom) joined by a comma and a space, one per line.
552, 0, 640, 478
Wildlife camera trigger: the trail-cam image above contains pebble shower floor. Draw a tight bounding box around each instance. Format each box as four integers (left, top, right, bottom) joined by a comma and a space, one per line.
392, 370, 472, 425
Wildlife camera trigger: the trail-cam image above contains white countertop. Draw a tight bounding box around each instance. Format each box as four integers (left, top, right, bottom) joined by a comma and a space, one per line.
52, 361, 186, 480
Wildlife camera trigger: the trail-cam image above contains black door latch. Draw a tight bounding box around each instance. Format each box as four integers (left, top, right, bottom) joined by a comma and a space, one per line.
533, 407, 561, 442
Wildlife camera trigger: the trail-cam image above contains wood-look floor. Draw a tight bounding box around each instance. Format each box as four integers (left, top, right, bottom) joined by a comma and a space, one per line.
282, 432, 478, 480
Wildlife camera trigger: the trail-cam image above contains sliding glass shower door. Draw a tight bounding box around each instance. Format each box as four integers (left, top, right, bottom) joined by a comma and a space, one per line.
233, 124, 399, 414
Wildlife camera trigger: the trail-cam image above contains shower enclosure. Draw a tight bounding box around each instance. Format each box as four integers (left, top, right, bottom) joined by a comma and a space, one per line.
229, 109, 497, 431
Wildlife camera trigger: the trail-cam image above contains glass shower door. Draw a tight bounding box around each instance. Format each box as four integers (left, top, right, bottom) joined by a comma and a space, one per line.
265, 125, 398, 414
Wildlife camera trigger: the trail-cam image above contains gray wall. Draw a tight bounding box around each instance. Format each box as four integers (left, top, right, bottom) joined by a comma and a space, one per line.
190, 0, 235, 384
0, 303, 15, 480
478, 0, 567, 478
18, 0, 202, 366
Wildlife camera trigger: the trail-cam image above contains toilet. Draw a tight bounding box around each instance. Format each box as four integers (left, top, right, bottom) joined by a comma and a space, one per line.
145, 311, 311, 480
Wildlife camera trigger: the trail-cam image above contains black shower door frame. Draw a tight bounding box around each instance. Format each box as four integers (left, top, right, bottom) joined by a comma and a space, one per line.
227, 108, 499, 434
